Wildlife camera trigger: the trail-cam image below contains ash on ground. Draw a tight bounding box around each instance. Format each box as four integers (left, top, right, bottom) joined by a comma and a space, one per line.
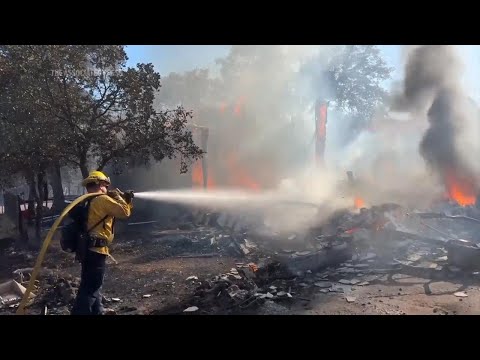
3, 201, 480, 315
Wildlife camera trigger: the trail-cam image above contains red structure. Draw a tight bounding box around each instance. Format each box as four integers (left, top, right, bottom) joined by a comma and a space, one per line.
315, 99, 328, 167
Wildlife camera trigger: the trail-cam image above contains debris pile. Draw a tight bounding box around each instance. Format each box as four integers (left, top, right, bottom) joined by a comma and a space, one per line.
185, 263, 297, 313
0, 266, 78, 315
175, 200, 480, 314
3, 196, 480, 315
29, 276, 78, 315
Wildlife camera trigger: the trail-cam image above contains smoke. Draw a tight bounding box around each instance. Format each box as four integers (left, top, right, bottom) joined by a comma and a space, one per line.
328, 115, 438, 209
324, 45, 480, 210
153, 45, 341, 190
129, 45, 480, 235
135, 167, 351, 234
393, 45, 480, 198
394, 46, 461, 114
123, 45, 351, 231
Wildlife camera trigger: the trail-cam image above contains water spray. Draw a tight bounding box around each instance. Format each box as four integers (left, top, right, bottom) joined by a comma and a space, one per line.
16, 183, 354, 314
134, 188, 325, 211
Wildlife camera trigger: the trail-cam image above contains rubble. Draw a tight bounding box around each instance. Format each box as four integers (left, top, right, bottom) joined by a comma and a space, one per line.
314, 282, 332, 288
54, 278, 76, 303
446, 239, 480, 270
183, 306, 199, 312
0, 280, 34, 306
172, 202, 480, 313
180, 202, 478, 313
4, 195, 480, 316
12, 268, 34, 283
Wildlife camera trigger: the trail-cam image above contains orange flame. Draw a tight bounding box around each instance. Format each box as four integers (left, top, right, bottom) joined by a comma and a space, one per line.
226, 153, 260, 191
192, 155, 260, 191
233, 96, 246, 116
192, 97, 263, 191
354, 197, 365, 209
233, 105, 241, 116
248, 263, 258, 272
344, 227, 361, 234
445, 172, 476, 207
317, 103, 327, 139
192, 160, 215, 189
192, 161, 203, 187
192, 154, 261, 191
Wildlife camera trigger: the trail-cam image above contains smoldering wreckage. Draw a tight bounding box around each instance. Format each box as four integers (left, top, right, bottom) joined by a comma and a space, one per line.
3, 45, 480, 315
3, 180, 480, 316
3, 133, 480, 316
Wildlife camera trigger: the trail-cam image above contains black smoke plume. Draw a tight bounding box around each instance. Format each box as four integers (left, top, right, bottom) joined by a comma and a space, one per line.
396, 45, 478, 201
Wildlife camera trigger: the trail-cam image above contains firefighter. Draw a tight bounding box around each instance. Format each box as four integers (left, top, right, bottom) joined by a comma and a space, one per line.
71, 170, 133, 315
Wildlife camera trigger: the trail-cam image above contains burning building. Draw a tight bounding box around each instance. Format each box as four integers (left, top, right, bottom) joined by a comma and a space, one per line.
188, 100, 300, 192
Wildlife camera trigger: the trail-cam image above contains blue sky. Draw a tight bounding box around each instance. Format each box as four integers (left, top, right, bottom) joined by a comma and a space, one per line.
125, 45, 480, 101
125, 45, 230, 74
125, 45, 403, 75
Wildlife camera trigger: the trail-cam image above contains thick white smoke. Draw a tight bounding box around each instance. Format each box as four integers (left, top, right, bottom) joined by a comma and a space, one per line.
154, 45, 343, 190
135, 46, 480, 234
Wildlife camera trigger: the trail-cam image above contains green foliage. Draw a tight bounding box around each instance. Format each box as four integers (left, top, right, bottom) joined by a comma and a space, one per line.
0, 45, 204, 180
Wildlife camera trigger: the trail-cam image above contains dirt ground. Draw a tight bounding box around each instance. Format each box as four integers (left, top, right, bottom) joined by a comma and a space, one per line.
2, 226, 480, 315
290, 277, 480, 315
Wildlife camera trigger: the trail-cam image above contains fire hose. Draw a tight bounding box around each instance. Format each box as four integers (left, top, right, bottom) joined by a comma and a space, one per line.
16, 192, 104, 315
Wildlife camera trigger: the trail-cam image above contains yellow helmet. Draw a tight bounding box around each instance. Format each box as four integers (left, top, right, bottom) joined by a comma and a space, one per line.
81, 170, 111, 187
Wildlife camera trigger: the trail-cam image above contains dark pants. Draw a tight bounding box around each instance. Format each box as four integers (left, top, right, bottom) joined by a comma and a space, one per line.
71, 250, 107, 315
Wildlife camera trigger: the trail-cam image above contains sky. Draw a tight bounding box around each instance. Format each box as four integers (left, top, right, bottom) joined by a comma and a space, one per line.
125, 45, 230, 74
125, 45, 480, 101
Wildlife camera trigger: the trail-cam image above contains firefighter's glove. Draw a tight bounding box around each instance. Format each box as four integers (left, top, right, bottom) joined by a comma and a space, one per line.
122, 190, 134, 204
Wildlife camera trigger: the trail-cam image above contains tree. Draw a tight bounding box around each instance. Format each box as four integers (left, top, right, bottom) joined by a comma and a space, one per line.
301, 45, 393, 133
215, 46, 297, 119
0, 45, 204, 179
155, 45, 393, 132
153, 46, 305, 188
155, 68, 220, 109
0, 107, 59, 244
0, 45, 204, 244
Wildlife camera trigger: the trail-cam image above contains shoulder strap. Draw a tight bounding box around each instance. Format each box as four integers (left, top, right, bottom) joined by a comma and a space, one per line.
84, 194, 108, 233
87, 215, 109, 233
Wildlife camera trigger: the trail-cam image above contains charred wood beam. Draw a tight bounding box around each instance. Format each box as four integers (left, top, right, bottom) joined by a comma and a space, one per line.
347, 171, 354, 185
174, 253, 219, 258
415, 212, 480, 225
417, 221, 457, 240
382, 229, 447, 247
272, 241, 354, 276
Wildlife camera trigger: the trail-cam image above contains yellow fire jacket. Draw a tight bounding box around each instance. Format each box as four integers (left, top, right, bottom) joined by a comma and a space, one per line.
86, 193, 132, 256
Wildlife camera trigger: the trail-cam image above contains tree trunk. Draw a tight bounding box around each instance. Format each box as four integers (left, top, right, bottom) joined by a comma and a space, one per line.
49, 163, 65, 213
34, 171, 46, 245
3, 192, 27, 249
80, 163, 89, 179
25, 173, 39, 248
79, 151, 89, 179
